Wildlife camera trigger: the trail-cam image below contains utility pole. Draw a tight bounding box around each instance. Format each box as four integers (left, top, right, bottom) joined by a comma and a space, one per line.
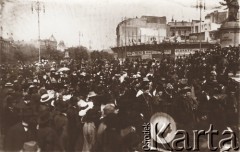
196, 0, 205, 51
124, 16, 127, 62
32, 0, 45, 63
0, 26, 2, 64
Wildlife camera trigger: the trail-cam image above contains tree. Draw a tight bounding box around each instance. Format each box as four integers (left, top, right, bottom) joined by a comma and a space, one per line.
66, 46, 89, 61
90, 50, 114, 61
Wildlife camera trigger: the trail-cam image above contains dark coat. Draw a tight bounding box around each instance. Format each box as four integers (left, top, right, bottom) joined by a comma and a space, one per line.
4, 122, 37, 151
37, 126, 58, 151
53, 113, 68, 151
66, 106, 80, 151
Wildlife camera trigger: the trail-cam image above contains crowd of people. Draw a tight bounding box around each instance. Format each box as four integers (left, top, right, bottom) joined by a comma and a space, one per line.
0, 44, 239, 151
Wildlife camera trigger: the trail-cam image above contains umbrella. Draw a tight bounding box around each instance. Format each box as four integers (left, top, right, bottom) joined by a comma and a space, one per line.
57, 67, 70, 72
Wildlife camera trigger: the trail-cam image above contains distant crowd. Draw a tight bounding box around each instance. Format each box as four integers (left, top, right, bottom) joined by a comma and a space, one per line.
0, 44, 239, 151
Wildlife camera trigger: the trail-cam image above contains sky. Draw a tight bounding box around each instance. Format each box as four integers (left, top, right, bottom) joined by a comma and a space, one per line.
0, 0, 224, 50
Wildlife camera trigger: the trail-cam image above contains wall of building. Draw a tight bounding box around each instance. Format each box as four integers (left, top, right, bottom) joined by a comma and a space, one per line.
0, 37, 15, 63
167, 21, 192, 42
116, 16, 168, 47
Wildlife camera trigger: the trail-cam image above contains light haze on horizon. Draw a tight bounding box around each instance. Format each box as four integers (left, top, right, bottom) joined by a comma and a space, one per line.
0, 0, 224, 50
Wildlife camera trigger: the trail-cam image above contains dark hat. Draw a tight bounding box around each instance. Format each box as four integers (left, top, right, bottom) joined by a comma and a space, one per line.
23, 94, 31, 101
39, 88, 47, 96
70, 96, 78, 104
57, 100, 68, 112
82, 108, 100, 122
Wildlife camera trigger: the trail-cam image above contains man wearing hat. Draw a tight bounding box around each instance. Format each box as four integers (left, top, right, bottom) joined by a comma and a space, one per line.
37, 111, 58, 151
177, 86, 198, 129
53, 100, 69, 151
4, 107, 37, 151
66, 96, 81, 151
135, 78, 153, 121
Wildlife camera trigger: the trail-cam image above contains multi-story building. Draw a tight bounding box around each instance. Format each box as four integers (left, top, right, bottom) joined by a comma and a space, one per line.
190, 10, 228, 43
0, 37, 11, 53
0, 36, 15, 63
41, 34, 57, 50
167, 20, 192, 42
32, 34, 57, 50
116, 16, 168, 47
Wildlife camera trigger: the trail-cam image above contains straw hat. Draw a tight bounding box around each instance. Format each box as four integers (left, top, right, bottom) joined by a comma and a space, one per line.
87, 91, 97, 98
5, 82, 13, 87
40, 94, 51, 103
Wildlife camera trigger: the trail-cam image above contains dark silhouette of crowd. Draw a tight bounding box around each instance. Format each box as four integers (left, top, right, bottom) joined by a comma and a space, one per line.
0, 44, 239, 151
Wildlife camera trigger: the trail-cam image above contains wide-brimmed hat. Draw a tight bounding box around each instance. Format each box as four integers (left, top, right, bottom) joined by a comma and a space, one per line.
62, 94, 72, 101
5, 82, 13, 87
143, 77, 150, 82
40, 94, 51, 103
20, 141, 40, 152
87, 91, 97, 98
33, 79, 39, 83
50, 68, 56, 71
29, 85, 36, 89
78, 100, 94, 116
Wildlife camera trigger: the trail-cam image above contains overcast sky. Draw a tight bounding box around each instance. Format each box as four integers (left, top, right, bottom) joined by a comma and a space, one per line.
0, 0, 224, 50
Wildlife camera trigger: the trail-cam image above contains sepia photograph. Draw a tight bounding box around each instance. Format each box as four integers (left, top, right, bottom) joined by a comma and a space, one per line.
0, 0, 239, 151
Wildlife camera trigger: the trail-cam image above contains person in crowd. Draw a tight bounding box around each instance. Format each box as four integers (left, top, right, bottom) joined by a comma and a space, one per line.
37, 111, 57, 151
4, 107, 37, 151
0, 44, 239, 151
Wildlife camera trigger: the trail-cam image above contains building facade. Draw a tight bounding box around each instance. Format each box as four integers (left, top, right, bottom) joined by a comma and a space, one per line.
190, 11, 228, 43
167, 20, 192, 42
41, 34, 57, 50
116, 16, 168, 47
0, 36, 16, 63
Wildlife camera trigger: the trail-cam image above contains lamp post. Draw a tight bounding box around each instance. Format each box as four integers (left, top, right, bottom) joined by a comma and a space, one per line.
32, 0, 45, 63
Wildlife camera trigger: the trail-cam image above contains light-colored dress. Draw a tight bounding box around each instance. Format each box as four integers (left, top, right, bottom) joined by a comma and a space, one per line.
82, 122, 96, 152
